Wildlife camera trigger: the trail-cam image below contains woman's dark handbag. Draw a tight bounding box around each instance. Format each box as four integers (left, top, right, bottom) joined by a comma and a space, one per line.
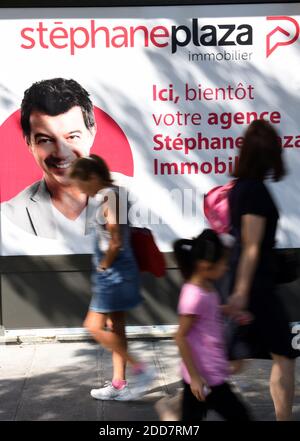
273, 249, 299, 284
130, 227, 166, 277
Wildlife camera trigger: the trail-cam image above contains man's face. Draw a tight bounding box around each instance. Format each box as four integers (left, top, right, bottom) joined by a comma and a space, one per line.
28, 106, 96, 186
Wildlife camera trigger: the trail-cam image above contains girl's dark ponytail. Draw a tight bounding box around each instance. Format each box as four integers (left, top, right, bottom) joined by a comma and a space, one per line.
173, 229, 225, 280
89, 154, 113, 184
69, 154, 113, 184
173, 239, 194, 280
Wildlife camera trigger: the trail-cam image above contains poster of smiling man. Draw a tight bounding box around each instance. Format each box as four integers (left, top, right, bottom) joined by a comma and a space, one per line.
0, 2, 300, 256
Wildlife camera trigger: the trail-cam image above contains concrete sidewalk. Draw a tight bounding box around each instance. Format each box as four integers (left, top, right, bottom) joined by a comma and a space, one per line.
0, 339, 300, 421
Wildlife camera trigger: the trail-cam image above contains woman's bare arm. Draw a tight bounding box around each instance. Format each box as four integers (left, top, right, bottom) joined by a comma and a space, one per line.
228, 214, 266, 312
98, 192, 122, 270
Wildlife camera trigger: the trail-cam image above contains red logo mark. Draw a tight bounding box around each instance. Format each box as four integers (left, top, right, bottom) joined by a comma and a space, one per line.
266, 16, 299, 57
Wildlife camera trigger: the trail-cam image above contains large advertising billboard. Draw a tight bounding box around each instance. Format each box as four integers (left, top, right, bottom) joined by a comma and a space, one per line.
1, 3, 300, 256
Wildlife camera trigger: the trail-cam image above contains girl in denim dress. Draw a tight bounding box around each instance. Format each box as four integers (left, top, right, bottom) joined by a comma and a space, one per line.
70, 154, 155, 401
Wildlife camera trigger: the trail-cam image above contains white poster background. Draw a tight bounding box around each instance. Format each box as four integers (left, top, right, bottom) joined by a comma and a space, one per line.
0, 3, 300, 255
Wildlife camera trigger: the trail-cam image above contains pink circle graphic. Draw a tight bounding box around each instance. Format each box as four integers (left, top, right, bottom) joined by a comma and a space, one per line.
0, 106, 134, 202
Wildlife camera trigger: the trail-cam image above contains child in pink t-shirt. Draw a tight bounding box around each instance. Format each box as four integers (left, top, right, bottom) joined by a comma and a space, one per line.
174, 229, 252, 421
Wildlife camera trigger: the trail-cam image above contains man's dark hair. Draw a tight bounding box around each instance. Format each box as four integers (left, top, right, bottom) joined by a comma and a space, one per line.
21, 78, 95, 143
233, 119, 285, 182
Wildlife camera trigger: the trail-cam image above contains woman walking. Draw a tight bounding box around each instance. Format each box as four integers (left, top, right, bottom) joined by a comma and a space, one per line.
69, 154, 155, 401
227, 120, 298, 420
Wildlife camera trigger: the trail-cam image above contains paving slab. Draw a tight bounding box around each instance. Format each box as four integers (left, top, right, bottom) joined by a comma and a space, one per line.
0, 344, 36, 421
5, 342, 99, 421
0, 340, 300, 421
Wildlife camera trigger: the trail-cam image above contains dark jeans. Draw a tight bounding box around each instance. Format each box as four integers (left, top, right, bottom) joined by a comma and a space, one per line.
182, 381, 253, 421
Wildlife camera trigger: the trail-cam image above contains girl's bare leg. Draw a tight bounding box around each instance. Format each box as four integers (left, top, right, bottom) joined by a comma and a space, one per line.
105, 316, 126, 381
84, 310, 138, 367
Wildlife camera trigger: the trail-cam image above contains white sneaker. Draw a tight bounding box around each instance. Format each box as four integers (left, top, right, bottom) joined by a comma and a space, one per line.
91, 381, 132, 401
131, 365, 156, 396
114, 387, 137, 401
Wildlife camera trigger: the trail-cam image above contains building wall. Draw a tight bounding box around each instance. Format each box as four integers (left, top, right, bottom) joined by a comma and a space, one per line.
0, 253, 181, 329
1, 252, 300, 330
